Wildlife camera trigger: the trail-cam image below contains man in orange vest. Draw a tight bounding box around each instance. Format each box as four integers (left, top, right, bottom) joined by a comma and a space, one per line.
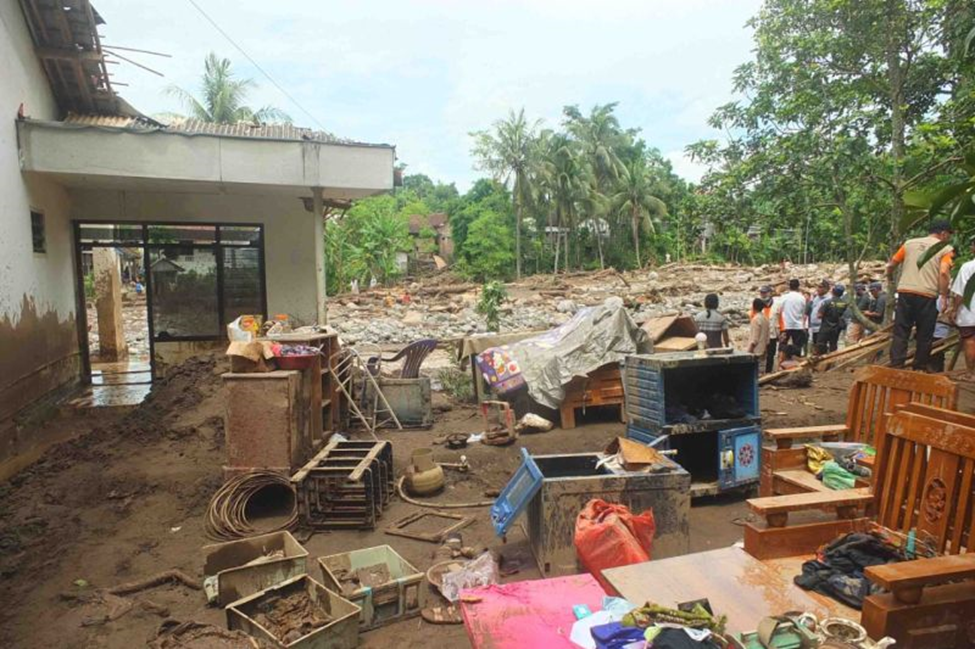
886, 220, 954, 370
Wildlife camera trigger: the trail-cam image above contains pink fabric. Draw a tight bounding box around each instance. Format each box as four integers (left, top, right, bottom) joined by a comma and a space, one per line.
460, 574, 607, 649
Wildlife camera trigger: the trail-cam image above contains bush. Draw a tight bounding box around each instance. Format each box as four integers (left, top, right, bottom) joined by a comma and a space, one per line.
437, 365, 475, 403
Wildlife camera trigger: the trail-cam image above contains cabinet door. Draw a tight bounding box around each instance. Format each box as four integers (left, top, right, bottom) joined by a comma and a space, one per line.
491, 448, 543, 537
718, 425, 761, 489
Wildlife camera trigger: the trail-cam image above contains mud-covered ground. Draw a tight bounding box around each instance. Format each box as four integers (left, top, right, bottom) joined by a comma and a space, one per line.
0, 346, 938, 648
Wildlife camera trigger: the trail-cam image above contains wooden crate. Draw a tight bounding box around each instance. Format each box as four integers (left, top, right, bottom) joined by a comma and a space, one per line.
559, 363, 624, 429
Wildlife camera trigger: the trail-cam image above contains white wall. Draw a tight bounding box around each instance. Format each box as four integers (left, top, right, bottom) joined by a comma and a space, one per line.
70, 189, 322, 325
0, 1, 81, 435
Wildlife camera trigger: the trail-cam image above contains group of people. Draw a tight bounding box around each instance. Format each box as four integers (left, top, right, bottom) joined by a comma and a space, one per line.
691, 219, 975, 377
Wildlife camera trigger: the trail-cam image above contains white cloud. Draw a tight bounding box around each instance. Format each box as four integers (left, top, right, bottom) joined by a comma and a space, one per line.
665, 150, 708, 184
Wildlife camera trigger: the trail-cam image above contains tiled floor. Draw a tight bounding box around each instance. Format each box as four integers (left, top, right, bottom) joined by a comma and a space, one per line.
69, 358, 153, 408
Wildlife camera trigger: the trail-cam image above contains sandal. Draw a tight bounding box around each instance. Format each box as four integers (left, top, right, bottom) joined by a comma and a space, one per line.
421, 605, 463, 625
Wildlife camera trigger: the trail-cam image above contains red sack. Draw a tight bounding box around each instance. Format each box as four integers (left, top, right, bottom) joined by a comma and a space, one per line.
574, 498, 655, 592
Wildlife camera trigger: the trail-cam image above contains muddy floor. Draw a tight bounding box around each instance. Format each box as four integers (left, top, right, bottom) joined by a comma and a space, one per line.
2, 353, 971, 648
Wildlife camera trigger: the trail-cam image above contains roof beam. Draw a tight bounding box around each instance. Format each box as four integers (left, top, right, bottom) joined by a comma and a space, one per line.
35, 46, 101, 61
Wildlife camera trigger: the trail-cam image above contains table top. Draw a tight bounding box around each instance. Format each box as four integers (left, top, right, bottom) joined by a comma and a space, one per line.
602, 546, 835, 636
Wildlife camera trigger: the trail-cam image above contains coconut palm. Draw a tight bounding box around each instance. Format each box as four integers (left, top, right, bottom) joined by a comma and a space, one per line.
470, 108, 541, 279
539, 132, 590, 271
611, 158, 668, 268
564, 103, 624, 187
164, 53, 290, 125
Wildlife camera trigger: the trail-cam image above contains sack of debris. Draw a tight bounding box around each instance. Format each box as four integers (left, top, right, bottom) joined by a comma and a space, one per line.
574, 499, 655, 592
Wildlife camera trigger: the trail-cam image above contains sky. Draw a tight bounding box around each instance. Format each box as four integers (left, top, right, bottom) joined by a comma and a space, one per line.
94, 0, 762, 191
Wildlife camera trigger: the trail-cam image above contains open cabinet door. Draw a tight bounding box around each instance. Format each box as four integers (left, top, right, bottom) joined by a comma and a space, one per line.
491, 448, 543, 537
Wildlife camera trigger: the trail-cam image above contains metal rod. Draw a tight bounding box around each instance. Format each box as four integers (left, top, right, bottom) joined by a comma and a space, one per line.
100, 44, 173, 57
102, 48, 164, 77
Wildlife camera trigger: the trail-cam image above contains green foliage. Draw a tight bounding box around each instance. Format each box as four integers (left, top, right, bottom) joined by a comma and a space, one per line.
458, 211, 516, 282
164, 52, 290, 125
324, 195, 411, 293
84, 273, 95, 301
476, 281, 508, 332
437, 358, 475, 403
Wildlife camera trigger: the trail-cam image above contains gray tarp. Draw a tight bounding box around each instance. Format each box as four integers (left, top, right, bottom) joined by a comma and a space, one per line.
505, 300, 651, 409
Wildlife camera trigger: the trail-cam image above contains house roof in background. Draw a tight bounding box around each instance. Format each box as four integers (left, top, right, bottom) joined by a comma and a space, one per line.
408, 212, 449, 235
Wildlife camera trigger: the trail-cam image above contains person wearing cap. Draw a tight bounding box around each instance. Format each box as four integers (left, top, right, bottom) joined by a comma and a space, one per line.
816, 284, 849, 354
847, 283, 871, 343
887, 220, 955, 369
806, 279, 831, 355
863, 282, 887, 326
949, 237, 975, 377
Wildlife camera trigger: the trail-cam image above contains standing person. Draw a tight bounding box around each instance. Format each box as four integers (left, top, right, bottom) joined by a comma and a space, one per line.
778, 279, 808, 362
752, 285, 778, 373
817, 284, 849, 354
847, 283, 871, 343
887, 220, 954, 369
694, 293, 731, 349
807, 280, 831, 355
863, 282, 887, 327
748, 297, 770, 372
949, 237, 975, 378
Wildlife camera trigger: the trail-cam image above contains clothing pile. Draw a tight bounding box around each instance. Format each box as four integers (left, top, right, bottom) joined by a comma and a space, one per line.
794, 532, 906, 608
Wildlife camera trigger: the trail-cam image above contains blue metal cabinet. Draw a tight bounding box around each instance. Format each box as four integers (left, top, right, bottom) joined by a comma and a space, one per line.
490, 448, 543, 537
718, 425, 761, 489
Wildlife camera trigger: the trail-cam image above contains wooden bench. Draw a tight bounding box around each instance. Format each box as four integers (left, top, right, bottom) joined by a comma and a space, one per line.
747, 402, 975, 646
559, 363, 625, 429
760, 366, 957, 496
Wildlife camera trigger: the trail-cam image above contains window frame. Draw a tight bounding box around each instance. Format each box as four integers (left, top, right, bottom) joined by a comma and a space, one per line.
30, 209, 46, 254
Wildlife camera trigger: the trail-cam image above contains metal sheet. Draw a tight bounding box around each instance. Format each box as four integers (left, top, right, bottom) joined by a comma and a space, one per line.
491, 448, 543, 537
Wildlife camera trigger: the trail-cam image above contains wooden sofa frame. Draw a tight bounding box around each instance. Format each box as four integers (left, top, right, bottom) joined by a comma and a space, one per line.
746, 403, 975, 647
760, 366, 957, 497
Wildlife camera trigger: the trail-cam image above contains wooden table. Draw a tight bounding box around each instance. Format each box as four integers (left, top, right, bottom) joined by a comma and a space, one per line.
601, 546, 835, 636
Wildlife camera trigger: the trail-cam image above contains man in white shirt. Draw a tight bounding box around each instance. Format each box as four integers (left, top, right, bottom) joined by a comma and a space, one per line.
949, 239, 975, 377
778, 278, 808, 361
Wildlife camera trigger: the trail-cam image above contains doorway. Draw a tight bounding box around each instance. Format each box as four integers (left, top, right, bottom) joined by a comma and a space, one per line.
73, 222, 267, 407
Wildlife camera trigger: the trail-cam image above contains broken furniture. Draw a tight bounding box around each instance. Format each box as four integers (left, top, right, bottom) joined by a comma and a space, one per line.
623, 351, 761, 497
385, 510, 473, 543
318, 544, 425, 631
641, 313, 700, 352
744, 403, 975, 646
328, 345, 401, 435
480, 400, 517, 445
760, 365, 957, 497
601, 546, 833, 638
459, 573, 606, 649
222, 370, 313, 476
363, 376, 433, 428
491, 448, 690, 577
226, 574, 360, 649
264, 331, 344, 445
559, 362, 625, 429
291, 439, 393, 529
203, 531, 308, 606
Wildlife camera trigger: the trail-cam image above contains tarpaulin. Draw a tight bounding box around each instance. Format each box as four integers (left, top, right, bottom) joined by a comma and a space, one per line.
476, 300, 651, 408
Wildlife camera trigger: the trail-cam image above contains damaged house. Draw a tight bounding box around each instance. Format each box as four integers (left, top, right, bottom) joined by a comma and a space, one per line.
0, 0, 395, 477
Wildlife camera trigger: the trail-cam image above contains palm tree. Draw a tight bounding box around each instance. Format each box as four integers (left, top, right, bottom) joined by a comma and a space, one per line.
164, 53, 290, 125
470, 109, 540, 279
611, 158, 668, 268
539, 132, 589, 272
564, 103, 624, 186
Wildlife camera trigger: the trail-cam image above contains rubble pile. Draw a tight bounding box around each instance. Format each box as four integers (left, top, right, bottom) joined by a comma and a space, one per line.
327, 261, 887, 346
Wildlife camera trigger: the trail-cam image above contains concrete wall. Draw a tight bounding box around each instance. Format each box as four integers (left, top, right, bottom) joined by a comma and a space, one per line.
71, 189, 322, 325
0, 1, 82, 466
19, 122, 396, 200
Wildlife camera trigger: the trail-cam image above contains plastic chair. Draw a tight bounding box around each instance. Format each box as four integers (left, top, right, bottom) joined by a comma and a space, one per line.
366, 339, 438, 379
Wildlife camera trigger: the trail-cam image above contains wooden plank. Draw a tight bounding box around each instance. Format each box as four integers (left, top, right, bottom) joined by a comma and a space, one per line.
866, 554, 975, 591
878, 436, 906, 527
764, 424, 849, 440
846, 377, 867, 442
774, 469, 830, 493
601, 547, 831, 636
902, 442, 927, 533
888, 412, 975, 460
888, 439, 916, 530
748, 488, 872, 516
862, 581, 975, 649
860, 382, 878, 446
902, 403, 975, 428
744, 518, 871, 560
949, 458, 974, 554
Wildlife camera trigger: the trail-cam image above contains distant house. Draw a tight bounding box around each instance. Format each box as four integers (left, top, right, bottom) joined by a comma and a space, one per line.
408, 212, 453, 261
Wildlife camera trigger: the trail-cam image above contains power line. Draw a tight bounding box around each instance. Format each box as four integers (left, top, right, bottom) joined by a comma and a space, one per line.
185, 0, 328, 132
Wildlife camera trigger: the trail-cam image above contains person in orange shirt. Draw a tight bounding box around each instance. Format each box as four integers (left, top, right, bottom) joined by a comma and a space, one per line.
886, 220, 954, 370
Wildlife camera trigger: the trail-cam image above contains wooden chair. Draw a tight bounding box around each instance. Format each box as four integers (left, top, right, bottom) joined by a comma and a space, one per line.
746, 403, 975, 647
760, 366, 957, 496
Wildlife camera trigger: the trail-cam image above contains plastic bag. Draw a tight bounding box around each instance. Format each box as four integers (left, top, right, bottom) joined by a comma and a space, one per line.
441, 551, 499, 602
574, 499, 655, 592
226, 315, 261, 342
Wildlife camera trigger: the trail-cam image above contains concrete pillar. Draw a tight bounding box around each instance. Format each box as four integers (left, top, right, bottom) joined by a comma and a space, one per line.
312, 187, 327, 325
93, 247, 127, 362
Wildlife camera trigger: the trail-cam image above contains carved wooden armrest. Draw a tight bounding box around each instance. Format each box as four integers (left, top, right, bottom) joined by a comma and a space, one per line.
747, 487, 872, 528
865, 554, 975, 605
764, 424, 849, 449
